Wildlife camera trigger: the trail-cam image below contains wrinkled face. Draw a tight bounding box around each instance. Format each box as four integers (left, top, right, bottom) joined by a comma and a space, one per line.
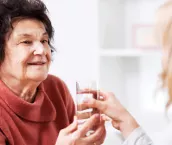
0, 18, 51, 82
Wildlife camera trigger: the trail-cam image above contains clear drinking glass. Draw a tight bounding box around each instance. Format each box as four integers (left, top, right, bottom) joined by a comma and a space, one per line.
75, 80, 100, 135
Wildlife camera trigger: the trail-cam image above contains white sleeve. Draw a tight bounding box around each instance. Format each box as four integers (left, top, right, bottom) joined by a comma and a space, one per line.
122, 127, 153, 145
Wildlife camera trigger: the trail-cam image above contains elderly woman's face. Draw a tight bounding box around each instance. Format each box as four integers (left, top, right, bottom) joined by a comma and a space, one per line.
0, 19, 51, 82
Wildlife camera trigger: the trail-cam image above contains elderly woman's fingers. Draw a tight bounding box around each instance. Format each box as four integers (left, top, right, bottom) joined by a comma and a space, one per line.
93, 125, 106, 145
76, 114, 100, 137
56, 116, 79, 145
60, 116, 78, 135
82, 121, 106, 145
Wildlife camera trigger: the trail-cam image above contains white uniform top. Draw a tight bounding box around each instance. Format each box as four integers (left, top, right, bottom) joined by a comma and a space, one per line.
122, 125, 172, 145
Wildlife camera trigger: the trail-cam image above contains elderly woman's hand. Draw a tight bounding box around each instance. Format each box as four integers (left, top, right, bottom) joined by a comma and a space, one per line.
79, 90, 139, 139
55, 114, 106, 145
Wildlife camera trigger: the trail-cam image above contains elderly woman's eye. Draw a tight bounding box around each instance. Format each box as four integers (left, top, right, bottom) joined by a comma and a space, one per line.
22, 41, 32, 45
41, 40, 49, 44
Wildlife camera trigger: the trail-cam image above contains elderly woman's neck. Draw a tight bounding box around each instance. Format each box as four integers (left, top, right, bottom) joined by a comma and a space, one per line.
1, 77, 39, 103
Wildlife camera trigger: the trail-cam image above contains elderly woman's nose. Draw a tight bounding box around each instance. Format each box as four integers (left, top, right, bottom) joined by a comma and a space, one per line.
33, 42, 45, 55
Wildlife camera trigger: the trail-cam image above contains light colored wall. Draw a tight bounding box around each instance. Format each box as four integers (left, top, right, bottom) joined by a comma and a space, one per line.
43, 0, 170, 145
44, 0, 99, 97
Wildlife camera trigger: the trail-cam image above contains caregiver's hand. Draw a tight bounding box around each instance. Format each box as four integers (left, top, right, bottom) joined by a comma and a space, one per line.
55, 114, 106, 145
79, 90, 139, 139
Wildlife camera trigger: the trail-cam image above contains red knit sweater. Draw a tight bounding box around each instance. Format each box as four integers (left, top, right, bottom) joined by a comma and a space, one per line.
0, 75, 75, 145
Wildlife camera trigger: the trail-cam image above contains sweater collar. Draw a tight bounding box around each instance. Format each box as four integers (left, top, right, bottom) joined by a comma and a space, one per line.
0, 79, 56, 122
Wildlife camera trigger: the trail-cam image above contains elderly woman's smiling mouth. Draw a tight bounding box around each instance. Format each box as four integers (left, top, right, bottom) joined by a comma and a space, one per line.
27, 61, 47, 66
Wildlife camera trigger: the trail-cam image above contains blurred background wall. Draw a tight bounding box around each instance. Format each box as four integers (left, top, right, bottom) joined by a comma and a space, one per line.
44, 0, 170, 144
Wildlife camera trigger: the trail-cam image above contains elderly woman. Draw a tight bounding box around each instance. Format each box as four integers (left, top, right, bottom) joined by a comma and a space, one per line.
81, 1, 172, 145
0, 0, 106, 145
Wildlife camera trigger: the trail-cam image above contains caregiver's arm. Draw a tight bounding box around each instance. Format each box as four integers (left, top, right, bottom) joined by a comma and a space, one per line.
80, 90, 153, 145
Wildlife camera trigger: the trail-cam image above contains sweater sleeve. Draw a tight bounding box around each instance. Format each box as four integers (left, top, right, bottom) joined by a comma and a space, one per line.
122, 127, 153, 145
0, 131, 7, 145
